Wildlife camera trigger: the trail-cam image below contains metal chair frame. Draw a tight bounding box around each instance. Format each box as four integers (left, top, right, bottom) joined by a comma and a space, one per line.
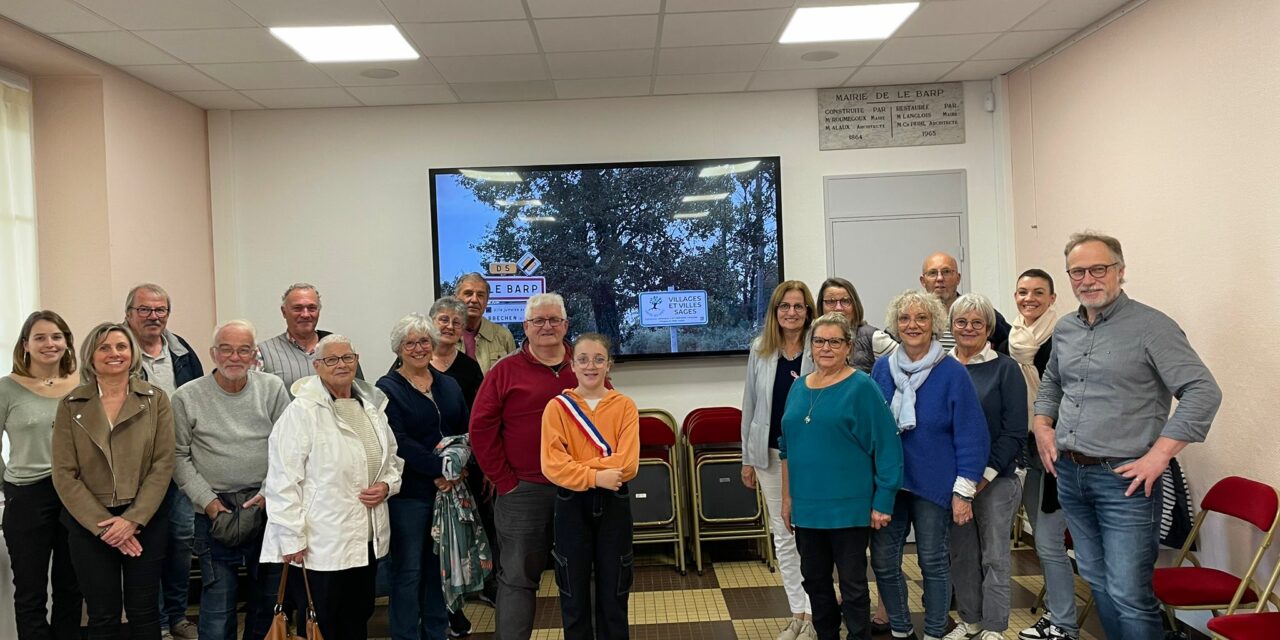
633, 408, 686, 574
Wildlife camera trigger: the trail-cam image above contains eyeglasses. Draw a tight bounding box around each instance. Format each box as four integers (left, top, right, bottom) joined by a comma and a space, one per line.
317, 353, 359, 367
952, 318, 986, 331
811, 337, 849, 349
402, 338, 432, 352
822, 298, 853, 308
526, 317, 565, 328
435, 315, 463, 328
776, 303, 808, 313
128, 306, 170, 318
1066, 262, 1120, 281
923, 268, 957, 279
215, 346, 256, 359
574, 355, 608, 367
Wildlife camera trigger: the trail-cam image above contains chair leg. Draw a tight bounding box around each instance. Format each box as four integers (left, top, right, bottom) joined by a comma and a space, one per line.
1163, 605, 1180, 632
1077, 593, 1094, 628
1031, 582, 1046, 614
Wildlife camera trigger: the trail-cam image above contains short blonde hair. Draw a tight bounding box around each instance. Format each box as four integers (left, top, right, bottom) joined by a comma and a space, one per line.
884, 289, 947, 340
79, 322, 143, 385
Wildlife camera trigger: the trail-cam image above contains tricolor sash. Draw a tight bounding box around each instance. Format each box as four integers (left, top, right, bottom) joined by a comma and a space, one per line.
554, 393, 612, 457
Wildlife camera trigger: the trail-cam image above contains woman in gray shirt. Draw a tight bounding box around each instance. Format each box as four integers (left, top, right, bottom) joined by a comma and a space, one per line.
2, 310, 83, 639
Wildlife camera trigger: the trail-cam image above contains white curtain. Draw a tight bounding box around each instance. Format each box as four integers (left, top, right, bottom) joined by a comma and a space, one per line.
0, 81, 37, 375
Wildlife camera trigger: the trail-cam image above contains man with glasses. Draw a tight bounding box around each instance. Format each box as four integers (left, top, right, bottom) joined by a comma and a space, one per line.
456, 272, 517, 373
124, 282, 203, 640
258, 282, 363, 395
1033, 231, 1220, 640
172, 320, 290, 639
919, 252, 1012, 351
470, 292, 599, 640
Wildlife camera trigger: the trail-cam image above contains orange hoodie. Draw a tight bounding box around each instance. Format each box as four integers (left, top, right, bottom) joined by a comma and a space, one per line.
540, 389, 640, 492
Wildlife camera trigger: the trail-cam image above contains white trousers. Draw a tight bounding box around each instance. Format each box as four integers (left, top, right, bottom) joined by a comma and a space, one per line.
755, 449, 812, 614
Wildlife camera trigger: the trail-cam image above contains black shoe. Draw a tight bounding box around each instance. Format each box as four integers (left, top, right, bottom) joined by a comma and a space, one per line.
1018, 616, 1076, 640
448, 610, 472, 638
871, 617, 890, 634
477, 584, 497, 608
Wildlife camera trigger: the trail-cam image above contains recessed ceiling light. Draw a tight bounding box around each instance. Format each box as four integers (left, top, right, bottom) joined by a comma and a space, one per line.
698, 161, 760, 178
360, 68, 400, 80
681, 193, 730, 203
460, 169, 523, 182
800, 50, 840, 62
270, 25, 419, 63
518, 215, 557, 223
496, 198, 543, 207
779, 3, 919, 43
674, 211, 710, 220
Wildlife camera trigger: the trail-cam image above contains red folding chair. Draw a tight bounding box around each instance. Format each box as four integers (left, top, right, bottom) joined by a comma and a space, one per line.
632, 409, 685, 574
1206, 556, 1280, 639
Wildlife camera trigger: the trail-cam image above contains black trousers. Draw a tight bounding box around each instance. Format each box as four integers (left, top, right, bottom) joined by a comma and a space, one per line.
276, 543, 379, 640
552, 485, 634, 640
3, 479, 82, 640
63, 503, 169, 640
795, 526, 872, 640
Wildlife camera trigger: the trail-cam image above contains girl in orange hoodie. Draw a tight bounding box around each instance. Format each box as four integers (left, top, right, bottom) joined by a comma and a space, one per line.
540, 333, 639, 640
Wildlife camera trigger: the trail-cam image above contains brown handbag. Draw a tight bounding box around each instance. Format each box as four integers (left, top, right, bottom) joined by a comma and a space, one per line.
264, 561, 324, 640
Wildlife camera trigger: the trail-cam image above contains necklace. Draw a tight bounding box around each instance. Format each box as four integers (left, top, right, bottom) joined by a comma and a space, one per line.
804, 386, 829, 424
42, 377, 57, 387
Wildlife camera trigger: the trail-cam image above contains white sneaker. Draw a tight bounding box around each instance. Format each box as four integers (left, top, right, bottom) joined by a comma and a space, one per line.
977, 632, 1005, 640
797, 621, 818, 640
942, 622, 982, 640
777, 618, 804, 640
1018, 616, 1076, 640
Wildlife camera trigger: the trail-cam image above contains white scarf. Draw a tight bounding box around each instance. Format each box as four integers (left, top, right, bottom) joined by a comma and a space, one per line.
887, 339, 946, 434
1007, 309, 1058, 426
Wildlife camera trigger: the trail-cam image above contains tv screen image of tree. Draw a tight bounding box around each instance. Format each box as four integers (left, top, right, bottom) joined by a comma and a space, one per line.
430, 157, 782, 359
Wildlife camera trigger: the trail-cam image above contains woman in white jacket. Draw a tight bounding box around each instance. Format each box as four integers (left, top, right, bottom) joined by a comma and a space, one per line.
261, 334, 403, 640
740, 280, 816, 640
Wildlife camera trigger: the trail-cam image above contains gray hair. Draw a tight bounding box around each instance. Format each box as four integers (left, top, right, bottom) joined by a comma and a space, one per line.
949, 293, 997, 339
211, 319, 257, 345
428, 296, 467, 319
811, 312, 852, 343
454, 273, 490, 294
525, 292, 567, 319
125, 283, 170, 311
884, 289, 948, 339
388, 313, 438, 355
314, 333, 352, 359
281, 282, 322, 308
1064, 230, 1125, 266
79, 322, 143, 385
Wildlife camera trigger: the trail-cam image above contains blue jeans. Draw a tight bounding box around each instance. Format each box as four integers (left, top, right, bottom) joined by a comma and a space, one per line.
160, 483, 194, 629
388, 497, 449, 640
1056, 456, 1164, 640
193, 512, 280, 640
870, 491, 952, 638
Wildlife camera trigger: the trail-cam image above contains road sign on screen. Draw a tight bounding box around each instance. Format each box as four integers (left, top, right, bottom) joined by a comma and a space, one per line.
638, 290, 709, 327
486, 276, 546, 301
485, 301, 526, 324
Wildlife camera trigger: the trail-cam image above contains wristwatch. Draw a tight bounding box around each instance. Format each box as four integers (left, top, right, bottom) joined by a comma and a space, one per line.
952, 491, 973, 503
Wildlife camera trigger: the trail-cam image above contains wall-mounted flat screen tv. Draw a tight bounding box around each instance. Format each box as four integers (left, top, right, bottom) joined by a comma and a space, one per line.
430, 156, 782, 360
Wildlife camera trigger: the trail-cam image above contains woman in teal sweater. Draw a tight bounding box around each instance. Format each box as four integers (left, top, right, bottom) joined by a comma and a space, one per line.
780, 313, 903, 640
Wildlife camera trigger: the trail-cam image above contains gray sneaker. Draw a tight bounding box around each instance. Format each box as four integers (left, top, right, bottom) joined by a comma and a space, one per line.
777, 618, 804, 640
169, 619, 199, 639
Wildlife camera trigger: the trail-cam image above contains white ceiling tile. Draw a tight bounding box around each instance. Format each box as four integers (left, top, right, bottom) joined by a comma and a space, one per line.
50, 31, 179, 65
228, 0, 393, 27
867, 33, 999, 65
554, 76, 651, 99
401, 21, 537, 56
135, 28, 300, 64
383, 0, 526, 22
348, 84, 457, 105
194, 61, 336, 89
121, 64, 229, 91
241, 87, 360, 108
661, 9, 789, 48
845, 62, 958, 86
452, 80, 556, 102
173, 90, 263, 109
665, 0, 793, 12
940, 58, 1022, 81
748, 67, 854, 91
0, 0, 117, 32
973, 29, 1075, 60
528, 0, 659, 19
72, 0, 256, 30
535, 15, 659, 53
896, 0, 1047, 37
758, 42, 880, 71
656, 44, 769, 75
315, 60, 445, 86
546, 49, 653, 80
429, 54, 547, 83
1016, 0, 1127, 31
653, 72, 751, 94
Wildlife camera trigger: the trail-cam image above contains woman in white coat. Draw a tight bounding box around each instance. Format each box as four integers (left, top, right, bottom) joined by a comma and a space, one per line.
741, 280, 817, 640
261, 334, 404, 640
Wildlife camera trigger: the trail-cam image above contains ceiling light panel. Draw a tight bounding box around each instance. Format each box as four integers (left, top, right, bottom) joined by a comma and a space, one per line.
779, 3, 920, 43
270, 25, 419, 63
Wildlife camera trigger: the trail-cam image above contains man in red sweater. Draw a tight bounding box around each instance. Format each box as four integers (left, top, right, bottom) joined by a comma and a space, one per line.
470, 292, 577, 640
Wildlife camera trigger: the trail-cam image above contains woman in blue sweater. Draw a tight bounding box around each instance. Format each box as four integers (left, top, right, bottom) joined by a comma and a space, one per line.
780, 313, 902, 640
870, 290, 989, 640
943, 294, 1027, 640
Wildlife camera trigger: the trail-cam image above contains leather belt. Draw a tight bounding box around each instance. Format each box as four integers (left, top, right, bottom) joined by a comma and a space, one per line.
1061, 450, 1115, 465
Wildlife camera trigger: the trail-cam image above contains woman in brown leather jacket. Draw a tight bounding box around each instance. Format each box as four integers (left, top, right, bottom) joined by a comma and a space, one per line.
52, 322, 175, 640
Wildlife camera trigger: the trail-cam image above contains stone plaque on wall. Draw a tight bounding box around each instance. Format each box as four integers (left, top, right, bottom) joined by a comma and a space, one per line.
818, 82, 965, 150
